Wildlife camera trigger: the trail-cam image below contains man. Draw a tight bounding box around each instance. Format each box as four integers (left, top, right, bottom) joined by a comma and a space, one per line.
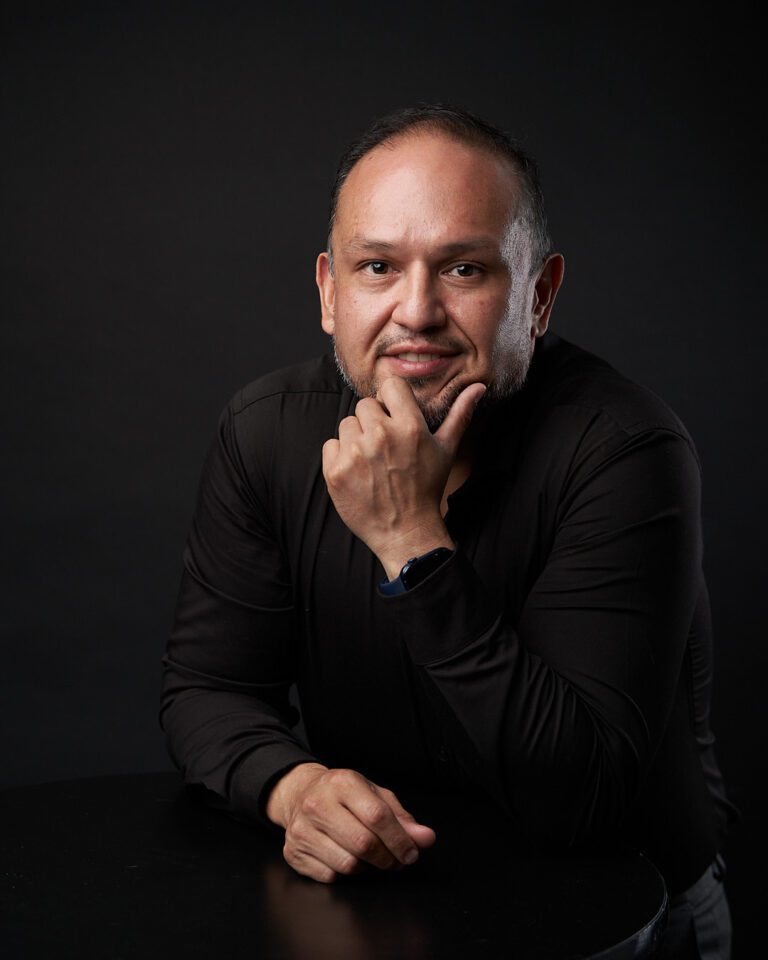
161, 105, 736, 954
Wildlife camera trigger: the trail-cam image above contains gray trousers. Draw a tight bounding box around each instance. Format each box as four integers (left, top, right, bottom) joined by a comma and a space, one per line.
657, 855, 732, 959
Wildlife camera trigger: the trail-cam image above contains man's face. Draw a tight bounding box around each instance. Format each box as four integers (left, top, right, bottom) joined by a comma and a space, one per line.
316, 131, 552, 429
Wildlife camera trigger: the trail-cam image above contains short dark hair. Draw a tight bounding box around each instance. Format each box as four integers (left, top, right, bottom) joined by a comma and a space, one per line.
327, 103, 553, 274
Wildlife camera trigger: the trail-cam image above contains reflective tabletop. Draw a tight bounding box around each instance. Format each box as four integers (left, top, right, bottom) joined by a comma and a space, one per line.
1, 773, 667, 959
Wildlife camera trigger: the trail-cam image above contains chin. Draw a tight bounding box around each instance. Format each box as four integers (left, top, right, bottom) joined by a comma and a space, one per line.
409, 377, 467, 431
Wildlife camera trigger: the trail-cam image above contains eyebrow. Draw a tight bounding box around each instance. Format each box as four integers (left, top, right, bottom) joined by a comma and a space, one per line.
343, 236, 500, 255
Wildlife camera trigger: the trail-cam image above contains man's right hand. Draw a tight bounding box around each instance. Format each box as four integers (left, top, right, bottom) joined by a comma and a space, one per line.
266, 762, 436, 883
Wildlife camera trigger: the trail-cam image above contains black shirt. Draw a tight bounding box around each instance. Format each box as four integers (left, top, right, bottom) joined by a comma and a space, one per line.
160, 331, 736, 894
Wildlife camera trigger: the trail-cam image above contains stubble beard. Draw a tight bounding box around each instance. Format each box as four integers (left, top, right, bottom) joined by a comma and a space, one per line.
331, 318, 533, 431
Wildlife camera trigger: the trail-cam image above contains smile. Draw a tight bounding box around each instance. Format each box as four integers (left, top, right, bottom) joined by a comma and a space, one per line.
379, 352, 457, 378
394, 352, 445, 362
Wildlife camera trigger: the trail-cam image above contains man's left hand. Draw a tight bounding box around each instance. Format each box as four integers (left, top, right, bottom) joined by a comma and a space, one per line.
322, 377, 486, 580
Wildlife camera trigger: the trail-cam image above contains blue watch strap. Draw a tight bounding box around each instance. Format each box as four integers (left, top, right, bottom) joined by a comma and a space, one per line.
379, 570, 410, 596
379, 547, 454, 596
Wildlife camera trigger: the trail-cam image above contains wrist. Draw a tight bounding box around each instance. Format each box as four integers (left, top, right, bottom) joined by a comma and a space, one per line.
266, 762, 328, 828
378, 527, 455, 582
380, 546, 455, 596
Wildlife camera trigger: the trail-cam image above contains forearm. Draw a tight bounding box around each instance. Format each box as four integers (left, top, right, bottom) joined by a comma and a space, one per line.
160, 656, 318, 823
384, 431, 702, 845
385, 552, 636, 843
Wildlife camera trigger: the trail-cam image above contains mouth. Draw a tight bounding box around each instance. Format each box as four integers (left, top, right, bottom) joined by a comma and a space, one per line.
379, 344, 460, 379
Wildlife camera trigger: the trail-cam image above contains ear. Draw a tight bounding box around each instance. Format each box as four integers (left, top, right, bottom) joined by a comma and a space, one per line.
530, 253, 565, 338
316, 251, 336, 335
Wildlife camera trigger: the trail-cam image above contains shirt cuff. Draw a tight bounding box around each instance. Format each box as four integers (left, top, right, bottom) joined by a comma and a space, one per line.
379, 548, 500, 665
227, 742, 319, 827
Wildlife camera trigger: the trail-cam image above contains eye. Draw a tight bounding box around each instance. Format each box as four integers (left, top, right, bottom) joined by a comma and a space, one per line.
448, 263, 481, 278
364, 261, 390, 275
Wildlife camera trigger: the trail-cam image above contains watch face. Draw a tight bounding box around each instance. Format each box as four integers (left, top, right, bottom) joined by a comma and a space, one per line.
403, 548, 453, 589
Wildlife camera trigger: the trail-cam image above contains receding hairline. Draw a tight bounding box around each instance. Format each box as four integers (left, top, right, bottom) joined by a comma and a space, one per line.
330, 125, 527, 244
326, 106, 553, 276
361, 120, 522, 162
337, 122, 525, 203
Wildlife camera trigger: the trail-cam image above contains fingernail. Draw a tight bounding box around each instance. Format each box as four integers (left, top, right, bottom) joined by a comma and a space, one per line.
404, 849, 418, 865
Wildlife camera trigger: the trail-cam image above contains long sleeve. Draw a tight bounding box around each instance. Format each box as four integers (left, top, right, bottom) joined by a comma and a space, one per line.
160, 399, 317, 822
384, 418, 704, 848
158, 344, 731, 893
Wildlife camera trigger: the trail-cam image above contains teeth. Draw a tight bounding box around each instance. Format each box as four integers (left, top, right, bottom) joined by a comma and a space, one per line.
396, 352, 442, 362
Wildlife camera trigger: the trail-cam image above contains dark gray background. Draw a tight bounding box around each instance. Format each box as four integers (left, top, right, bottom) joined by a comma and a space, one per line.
3, 1, 764, 947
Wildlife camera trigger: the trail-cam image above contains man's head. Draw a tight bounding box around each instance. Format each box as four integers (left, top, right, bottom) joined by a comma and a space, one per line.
316, 104, 564, 429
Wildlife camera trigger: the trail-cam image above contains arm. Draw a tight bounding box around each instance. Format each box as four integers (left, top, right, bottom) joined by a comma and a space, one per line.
388, 424, 703, 845
161, 397, 434, 880
160, 400, 316, 822
324, 376, 703, 846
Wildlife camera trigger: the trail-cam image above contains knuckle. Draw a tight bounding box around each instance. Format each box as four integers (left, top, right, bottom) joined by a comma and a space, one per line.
371, 424, 388, 446
328, 768, 356, 787
362, 800, 389, 828
300, 794, 323, 819
288, 820, 309, 844
317, 866, 337, 884
351, 831, 376, 857
283, 842, 298, 866
337, 852, 359, 875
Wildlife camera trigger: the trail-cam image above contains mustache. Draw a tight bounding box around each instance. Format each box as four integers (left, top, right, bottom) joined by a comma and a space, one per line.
374, 336, 464, 357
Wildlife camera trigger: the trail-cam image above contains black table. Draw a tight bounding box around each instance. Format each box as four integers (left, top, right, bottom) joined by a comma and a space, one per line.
1, 773, 667, 959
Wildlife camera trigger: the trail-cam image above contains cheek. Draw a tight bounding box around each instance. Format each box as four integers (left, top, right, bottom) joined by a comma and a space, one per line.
456, 297, 509, 351
336, 291, 387, 347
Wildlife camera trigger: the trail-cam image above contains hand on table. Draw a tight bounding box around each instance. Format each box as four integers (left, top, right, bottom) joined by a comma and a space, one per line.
266, 763, 436, 883
322, 377, 486, 580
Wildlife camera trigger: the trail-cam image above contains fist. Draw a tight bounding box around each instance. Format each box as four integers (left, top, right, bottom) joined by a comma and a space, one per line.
322, 377, 485, 578
267, 763, 436, 883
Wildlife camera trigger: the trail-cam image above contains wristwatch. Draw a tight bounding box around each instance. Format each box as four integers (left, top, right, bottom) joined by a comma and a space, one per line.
379, 547, 454, 596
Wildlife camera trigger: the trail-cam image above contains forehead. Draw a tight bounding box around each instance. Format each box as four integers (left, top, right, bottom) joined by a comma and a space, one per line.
334, 131, 521, 244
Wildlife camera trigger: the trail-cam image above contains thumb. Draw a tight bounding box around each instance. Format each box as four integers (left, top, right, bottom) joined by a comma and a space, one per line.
378, 785, 438, 849
399, 818, 437, 849
434, 382, 487, 454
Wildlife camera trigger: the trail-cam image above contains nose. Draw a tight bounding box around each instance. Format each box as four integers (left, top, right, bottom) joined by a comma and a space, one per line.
391, 264, 447, 331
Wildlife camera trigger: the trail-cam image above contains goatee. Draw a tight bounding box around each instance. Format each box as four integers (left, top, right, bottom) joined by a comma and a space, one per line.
332, 337, 532, 432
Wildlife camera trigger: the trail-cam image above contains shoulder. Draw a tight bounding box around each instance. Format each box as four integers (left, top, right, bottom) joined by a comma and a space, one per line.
217, 354, 349, 491
534, 334, 691, 439
495, 333, 704, 508
230, 354, 344, 415
224, 354, 347, 442
529, 333, 699, 464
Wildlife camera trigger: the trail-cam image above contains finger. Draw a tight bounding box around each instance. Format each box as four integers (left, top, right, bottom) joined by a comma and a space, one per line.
376, 787, 437, 850
354, 396, 388, 431
321, 438, 339, 479
315, 805, 399, 872
400, 820, 438, 849
284, 845, 338, 884
377, 376, 426, 425
433, 382, 486, 456
291, 822, 371, 876
344, 785, 420, 866
337, 414, 363, 442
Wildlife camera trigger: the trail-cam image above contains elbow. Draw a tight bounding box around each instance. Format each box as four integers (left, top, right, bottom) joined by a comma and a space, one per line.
505, 731, 643, 850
